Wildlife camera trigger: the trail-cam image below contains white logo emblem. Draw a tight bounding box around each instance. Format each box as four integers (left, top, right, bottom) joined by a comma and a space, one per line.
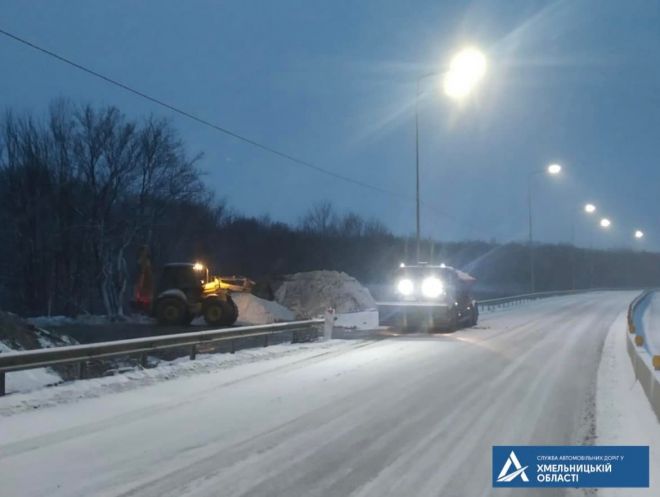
497, 451, 530, 482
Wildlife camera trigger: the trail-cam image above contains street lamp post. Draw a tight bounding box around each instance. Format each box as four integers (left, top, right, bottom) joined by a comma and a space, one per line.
527, 163, 562, 292
414, 72, 436, 262
591, 217, 612, 288
413, 47, 486, 262
570, 203, 597, 289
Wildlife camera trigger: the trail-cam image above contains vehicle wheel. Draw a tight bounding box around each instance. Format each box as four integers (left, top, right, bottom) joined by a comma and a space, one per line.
470, 304, 479, 327
203, 300, 226, 326
155, 297, 187, 325
221, 296, 239, 326
447, 308, 461, 331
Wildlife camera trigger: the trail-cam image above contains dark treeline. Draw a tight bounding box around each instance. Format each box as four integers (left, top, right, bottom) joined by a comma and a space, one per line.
2, 101, 659, 317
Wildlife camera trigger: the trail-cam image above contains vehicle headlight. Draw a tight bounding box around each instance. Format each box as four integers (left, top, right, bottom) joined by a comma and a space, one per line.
397, 278, 414, 296
421, 277, 444, 298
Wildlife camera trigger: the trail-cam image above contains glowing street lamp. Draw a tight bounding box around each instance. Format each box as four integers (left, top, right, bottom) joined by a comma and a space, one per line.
442, 47, 487, 99
634, 230, 644, 239
547, 163, 562, 175
570, 202, 597, 248
413, 46, 488, 261
600, 218, 611, 229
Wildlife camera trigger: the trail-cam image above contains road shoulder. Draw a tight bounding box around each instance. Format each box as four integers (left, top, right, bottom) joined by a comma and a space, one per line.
597, 309, 660, 495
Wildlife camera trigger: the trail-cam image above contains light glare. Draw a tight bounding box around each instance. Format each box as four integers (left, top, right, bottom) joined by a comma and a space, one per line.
600, 218, 611, 228
635, 230, 644, 239
547, 164, 562, 175
584, 203, 596, 214
421, 276, 444, 298
397, 278, 414, 296
442, 47, 487, 99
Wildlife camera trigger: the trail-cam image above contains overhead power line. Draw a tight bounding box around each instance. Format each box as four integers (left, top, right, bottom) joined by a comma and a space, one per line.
0, 27, 403, 199
0, 27, 476, 233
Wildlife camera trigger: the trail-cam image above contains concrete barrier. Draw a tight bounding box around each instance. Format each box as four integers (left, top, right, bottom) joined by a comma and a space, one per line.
626, 290, 660, 422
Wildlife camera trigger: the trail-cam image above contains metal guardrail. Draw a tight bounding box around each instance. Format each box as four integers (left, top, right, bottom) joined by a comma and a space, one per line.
476, 289, 593, 311
625, 289, 660, 421
626, 290, 651, 336
379, 289, 599, 311
0, 318, 327, 396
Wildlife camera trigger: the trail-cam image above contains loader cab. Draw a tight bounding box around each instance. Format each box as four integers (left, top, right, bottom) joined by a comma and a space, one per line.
153, 262, 239, 327
158, 263, 208, 302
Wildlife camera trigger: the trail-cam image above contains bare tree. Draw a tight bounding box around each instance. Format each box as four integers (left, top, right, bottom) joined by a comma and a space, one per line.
337, 212, 365, 237
0, 102, 206, 317
299, 201, 337, 234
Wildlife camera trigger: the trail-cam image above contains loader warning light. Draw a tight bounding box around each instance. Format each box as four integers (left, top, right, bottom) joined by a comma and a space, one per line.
193, 262, 205, 271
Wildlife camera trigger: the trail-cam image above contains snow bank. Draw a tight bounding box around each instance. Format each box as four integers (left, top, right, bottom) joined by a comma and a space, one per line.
0, 340, 359, 416
0, 311, 76, 350
597, 310, 660, 496
233, 293, 294, 325
334, 310, 379, 330
0, 310, 77, 394
0, 342, 62, 393
28, 313, 154, 328
274, 270, 376, 319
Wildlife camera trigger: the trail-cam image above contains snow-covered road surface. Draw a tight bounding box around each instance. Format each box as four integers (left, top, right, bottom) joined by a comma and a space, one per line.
0, 291, 652, 497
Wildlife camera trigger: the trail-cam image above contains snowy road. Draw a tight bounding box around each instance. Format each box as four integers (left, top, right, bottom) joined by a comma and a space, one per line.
0, 291, 642, 497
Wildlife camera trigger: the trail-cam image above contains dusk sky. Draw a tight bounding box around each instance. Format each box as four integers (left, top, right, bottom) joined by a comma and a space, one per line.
2, 0, 659, 249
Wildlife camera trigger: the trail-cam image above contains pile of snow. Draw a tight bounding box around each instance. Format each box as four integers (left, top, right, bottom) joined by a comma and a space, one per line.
0, 310, 77, 394
0, 310, 76, 350
274, 270, 376, 319
233, 293, 295, 325
334, 310, 379, 330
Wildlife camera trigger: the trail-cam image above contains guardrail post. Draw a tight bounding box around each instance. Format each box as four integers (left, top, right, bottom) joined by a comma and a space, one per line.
263, 334, 269, 347
78, 361, 86, 380
190, 345, 197, 361
139, 353, 148, 368
0, 372, 5, 396
230, 339, 236, 354
324, 308, 335, 340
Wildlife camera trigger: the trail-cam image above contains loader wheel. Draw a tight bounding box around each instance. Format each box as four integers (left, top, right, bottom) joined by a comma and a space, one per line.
222, 297, 239, 326
156, 297, 187, 325
203, 300, 226, 326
